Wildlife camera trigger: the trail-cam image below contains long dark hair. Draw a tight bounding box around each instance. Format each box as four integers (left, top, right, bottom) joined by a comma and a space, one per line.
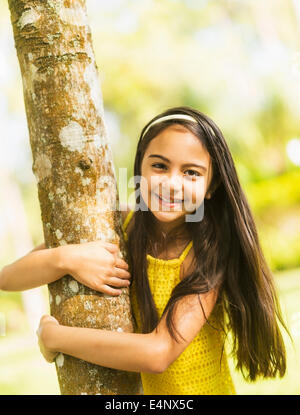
126, 105, 289, 381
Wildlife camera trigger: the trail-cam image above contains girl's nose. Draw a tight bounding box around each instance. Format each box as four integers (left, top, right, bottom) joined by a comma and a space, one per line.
162, 174, 184, 197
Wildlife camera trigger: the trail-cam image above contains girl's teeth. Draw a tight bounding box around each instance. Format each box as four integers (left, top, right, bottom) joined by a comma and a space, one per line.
159, 195, 181, 203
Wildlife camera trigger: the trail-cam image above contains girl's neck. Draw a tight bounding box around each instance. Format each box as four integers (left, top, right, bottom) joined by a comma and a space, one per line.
152, 215, 191, 246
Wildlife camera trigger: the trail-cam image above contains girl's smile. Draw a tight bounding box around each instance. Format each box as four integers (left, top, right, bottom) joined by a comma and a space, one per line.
154, 192, 184, 207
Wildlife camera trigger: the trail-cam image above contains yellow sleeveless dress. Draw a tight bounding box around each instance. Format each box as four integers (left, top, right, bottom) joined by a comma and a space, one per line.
122, 209, 236, 395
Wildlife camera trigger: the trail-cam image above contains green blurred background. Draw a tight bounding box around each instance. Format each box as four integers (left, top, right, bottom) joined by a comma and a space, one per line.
0, 0, 299, 394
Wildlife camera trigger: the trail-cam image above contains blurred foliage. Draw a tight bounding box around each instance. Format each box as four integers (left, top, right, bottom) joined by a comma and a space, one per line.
1, 0, 300, 395
247, 169, 300, 213
0, 0, 299, 276
245, 169, 300, 270
0, 0, 299, 281
88, 0, 300, 272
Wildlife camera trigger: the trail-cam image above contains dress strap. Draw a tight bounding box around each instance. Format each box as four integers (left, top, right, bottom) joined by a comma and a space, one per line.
122, 209, 134, 232
178, 240, 193, 263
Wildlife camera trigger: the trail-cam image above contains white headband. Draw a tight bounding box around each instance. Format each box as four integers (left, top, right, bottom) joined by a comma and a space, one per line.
141, 114, 197, 139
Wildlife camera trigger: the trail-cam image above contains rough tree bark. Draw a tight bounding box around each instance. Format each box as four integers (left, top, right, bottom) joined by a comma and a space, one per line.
8, 0, 142, 395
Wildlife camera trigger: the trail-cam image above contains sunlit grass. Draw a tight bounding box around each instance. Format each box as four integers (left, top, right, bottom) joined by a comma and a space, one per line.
0, 329, 59, 395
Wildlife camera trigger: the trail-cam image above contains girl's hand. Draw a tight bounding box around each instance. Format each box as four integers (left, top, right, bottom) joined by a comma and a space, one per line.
37, 315, 59, 363
60, 241, 131, 296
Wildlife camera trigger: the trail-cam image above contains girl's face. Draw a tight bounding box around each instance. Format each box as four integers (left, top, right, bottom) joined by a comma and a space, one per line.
140, 124, 213, 225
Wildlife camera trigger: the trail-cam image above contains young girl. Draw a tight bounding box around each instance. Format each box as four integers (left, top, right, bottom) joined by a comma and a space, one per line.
1, 106, 288, 395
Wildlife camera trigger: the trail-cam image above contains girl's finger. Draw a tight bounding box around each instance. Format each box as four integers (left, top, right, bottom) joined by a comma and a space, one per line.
42, 315, 59, 325
107, 276, 131, 288
115, 258, 129, 270
102, 285, 123, 296
102, 242, 119, 253
114, 268, 131, 279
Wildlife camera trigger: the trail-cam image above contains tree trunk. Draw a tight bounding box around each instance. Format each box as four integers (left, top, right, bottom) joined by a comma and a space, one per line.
8, 0, 142, 395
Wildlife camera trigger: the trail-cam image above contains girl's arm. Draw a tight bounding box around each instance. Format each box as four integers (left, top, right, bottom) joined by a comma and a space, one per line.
0, 243, 64, 291
0, 240, 131, 295
38, 288, 218, 374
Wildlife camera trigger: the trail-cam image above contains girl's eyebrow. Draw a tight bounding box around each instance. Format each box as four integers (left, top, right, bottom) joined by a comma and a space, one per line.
148, 154, 207, 172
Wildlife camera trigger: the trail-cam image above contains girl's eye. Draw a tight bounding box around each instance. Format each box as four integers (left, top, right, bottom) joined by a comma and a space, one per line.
185, 170, 201, 178
151, 163, 167, 170
151, 164, 201, 177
